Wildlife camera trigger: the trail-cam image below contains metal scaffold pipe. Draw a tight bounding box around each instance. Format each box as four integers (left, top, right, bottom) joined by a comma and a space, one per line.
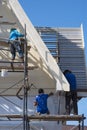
23, 24, 29, 130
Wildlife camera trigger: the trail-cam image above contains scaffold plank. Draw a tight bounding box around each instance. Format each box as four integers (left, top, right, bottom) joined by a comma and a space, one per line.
28, 115, 86, 121
0, 41, 31, 50
0, 66, 38, 70
0, 114, 85, 121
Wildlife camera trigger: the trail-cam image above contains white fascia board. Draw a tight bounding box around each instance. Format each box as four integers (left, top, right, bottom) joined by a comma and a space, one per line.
8, 0, 69, 91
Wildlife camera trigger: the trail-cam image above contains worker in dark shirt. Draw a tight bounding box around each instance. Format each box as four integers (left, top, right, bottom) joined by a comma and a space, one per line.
63, 70, 78, 115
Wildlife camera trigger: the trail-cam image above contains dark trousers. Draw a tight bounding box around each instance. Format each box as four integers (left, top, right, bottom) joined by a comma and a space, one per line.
65, 91, 78, 115
10, 41, 23, 60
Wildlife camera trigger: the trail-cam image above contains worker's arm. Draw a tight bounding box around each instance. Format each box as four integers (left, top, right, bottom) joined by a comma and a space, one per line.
48, 92, 53, 97
16, 30, 24, 37
33, 101, 38, 106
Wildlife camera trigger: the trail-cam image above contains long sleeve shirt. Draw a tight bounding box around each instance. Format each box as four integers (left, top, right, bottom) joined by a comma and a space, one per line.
9, 29, 24, 40
64, 72, 77, 91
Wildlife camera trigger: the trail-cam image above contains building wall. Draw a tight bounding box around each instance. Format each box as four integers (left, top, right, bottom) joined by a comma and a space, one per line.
36, 26, 87, 97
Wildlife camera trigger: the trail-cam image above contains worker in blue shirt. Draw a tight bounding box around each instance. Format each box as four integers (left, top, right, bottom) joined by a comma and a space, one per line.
63, 70, 78, 115
34, 88, 53, 115
9, 28, 24, 61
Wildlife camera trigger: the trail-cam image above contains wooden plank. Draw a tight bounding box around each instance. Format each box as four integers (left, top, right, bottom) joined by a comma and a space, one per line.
0, 114, 85, 121
0, 41, 31, 50
0, 66, 38, 70
0, 22, 16, 25
28, 115, 86, 121
0, 41, 9, 47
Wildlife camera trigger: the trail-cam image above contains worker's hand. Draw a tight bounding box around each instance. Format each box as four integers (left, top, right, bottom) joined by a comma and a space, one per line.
33, 101, 38, 106
49, 92, 53, 97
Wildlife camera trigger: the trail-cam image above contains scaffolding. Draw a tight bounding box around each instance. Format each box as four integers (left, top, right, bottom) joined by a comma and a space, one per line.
0, 1, 86, 129
0, 114, 85, 130
0, 27, 86, 130
0, 25, 33, 130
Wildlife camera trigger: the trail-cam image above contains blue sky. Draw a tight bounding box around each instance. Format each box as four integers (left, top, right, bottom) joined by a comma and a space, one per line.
19, 0, 87, 61
19, 0, 87, 126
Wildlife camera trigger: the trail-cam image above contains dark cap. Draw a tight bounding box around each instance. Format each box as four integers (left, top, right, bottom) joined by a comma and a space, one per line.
63, 70, 72, 74
10, 28, 16, 32
38, 88, 44, 94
